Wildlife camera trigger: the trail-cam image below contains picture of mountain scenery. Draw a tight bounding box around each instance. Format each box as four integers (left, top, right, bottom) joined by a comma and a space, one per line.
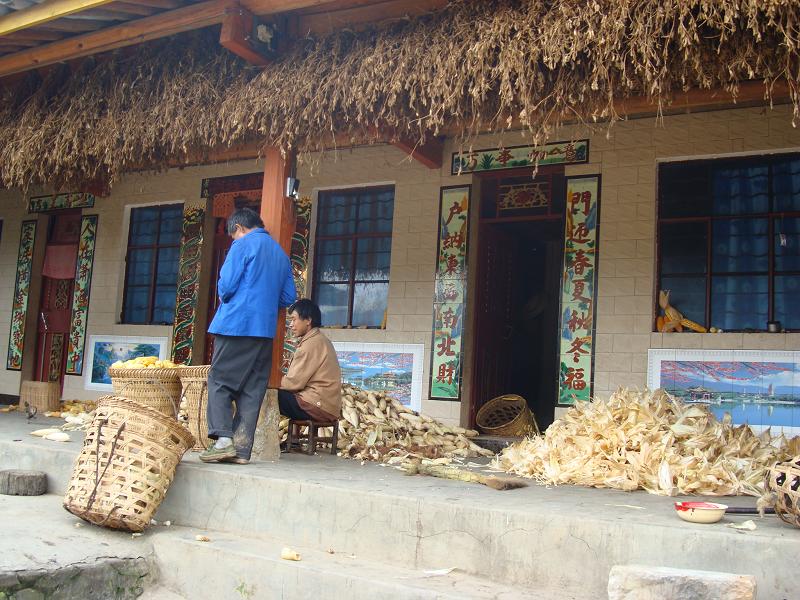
660, 360, 800, 429
90, 340, 161, 385
336, 350, 414, 406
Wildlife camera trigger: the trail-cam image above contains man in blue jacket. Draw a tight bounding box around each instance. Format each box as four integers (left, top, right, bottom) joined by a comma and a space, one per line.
200, 207, 296, 464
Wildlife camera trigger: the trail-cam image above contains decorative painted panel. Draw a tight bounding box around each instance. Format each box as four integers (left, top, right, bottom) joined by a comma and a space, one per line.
281, 197, 312, 374
648, 349, 800, 437
84, 335, 168, 391
430, 185, 470, 400
65, 215, 98, 375
333, 342, 424, 412
6, 220, 37, 370
451, 139, 589, 175
171, 207, 205, 365
557, 176, 601, 405
28, 192, 94, 213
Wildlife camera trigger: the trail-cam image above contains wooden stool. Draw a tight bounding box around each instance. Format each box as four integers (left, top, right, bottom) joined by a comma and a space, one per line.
286, 419, 339, 455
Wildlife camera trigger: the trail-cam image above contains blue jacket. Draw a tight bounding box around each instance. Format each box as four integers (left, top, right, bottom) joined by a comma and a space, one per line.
208, 228, 296, 339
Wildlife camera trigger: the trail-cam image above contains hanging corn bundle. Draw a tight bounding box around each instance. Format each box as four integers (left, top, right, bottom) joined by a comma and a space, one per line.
495, 388, 800, 497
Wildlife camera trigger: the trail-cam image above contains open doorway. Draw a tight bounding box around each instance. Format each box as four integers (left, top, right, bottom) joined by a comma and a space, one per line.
470, 169, 565, 431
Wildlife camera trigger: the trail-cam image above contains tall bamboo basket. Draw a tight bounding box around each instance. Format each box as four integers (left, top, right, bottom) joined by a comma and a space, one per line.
765, 459, 800, 529
178, 365, 212, 451
475, 394, 540, 437
63, 395, 194, 532
20, 380, 61, 413
108, 367, 182, 417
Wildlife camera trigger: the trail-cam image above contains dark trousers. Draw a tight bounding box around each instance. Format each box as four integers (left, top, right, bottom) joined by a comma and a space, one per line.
277, 389, 313, 420
207, 334, 273, 460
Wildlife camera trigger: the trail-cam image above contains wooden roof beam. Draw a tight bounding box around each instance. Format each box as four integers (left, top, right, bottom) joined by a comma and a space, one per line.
391, 135, 443, 169
219, 5, 272, 66
0, 0, 332, 78
0, 0, 118, 37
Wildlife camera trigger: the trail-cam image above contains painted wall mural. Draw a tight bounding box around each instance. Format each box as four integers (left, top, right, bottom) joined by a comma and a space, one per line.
280, 197, 312, 374
333, 342, 424, 411
65, 214, 98, 375
557, 176, 601, 405
171, 206, 205, 365
451, 140, 589, 175
28, 192, 95, 213
648, 349, 800, 437
84, 335, 168, 391
430, 185, 470, 400
6, 220, 37, 371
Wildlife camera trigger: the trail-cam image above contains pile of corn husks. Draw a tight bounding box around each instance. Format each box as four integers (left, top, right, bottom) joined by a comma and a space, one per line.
310, 385, 492, 463
495, 388, 800, 497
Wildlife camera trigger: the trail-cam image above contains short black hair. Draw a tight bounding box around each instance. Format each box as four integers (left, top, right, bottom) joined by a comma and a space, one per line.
227, 207, 264, 236
289, 298, 322, 328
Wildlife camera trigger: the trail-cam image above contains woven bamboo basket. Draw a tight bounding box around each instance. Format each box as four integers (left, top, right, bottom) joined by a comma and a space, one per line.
476, 394, 540, 437
20, 380, 61, 413
63, 395, 194, 532
179, 365, 212, 451
108, 367, 182, 418
765, 459, 800, 529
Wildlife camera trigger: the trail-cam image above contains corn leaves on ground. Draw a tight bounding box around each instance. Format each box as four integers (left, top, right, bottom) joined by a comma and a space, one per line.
495, 388, 800, 497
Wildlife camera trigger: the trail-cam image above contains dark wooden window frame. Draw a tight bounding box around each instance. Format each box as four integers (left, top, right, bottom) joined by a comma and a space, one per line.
121, 203, 183, 325
312, 185, 394, 328
656, 153, 800, 332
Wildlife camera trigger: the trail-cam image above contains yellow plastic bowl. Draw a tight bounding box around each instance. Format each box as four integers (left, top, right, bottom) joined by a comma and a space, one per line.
674, 501, 728, 524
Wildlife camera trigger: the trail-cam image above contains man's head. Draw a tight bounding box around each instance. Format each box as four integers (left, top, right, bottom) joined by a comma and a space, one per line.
226, 207, 264, 240
288, 298, 322, 337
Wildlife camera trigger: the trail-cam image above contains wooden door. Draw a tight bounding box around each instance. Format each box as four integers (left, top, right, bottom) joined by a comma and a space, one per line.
35, 213, 80, 387
469, 222, 518, 424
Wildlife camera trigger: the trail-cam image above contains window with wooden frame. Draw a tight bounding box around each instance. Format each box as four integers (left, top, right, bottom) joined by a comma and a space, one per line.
121, 204, 183, 325
313, 186, 394, 328
657, 153, 800, 332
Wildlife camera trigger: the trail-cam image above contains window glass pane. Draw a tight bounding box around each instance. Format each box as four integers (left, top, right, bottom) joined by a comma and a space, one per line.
130, 208, 158, 245
352, 282, 389, 327
156, 247, 180, 285
660, 222, 707, 275
123, 286, 149, 324
317, 195, 356, 236
775, 217, 800, 272
357, 189, 394, 233
775, 276, 800, 330
712, 164, 768, 215
355, 237, 392, 281
127, 249, 153, 286
711, 275, 768, 331
158, 206, 184, 245
316, 283, 349, 327
773, 158, 800, 212
152, 285, 176, 324
315, 239, 353, 282
659, 276, 707, 325
659, 163, 710, 218
712, 218, 768, 273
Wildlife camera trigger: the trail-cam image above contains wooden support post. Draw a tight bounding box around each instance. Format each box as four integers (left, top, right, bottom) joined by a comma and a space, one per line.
253, 146, 296, 460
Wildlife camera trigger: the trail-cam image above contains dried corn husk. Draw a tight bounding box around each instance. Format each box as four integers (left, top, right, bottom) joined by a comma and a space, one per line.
495, 388, 800, 497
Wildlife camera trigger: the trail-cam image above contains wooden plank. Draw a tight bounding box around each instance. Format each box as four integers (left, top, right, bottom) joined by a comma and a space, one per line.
0, 0, 334, 78
297, 0, 448, 35
219, 5, 271, 66
37, 18, 112, 32
104, 1, 161, 16
259, 146, 297, 389
125, 0, 183, 8
2, 29, 65, 42
0, 0, 119, 36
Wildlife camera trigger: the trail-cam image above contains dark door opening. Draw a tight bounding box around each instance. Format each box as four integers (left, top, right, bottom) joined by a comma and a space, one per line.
470, 168, 565, 432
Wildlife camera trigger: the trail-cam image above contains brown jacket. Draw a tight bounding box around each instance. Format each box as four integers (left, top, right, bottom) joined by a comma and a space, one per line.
280, 328, 342, 420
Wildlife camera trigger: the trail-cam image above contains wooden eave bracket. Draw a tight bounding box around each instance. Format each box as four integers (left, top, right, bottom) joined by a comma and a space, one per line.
219, 4, 272, 66
391, 135, 444, 169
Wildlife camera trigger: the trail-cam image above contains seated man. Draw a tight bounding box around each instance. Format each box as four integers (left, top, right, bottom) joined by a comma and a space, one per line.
279, 299, 342, 422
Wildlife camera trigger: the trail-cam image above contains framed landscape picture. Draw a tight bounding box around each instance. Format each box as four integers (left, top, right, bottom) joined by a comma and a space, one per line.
83, 335, 168, 391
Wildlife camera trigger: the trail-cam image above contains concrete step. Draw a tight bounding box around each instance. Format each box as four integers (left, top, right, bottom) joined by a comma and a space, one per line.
150, 529, 558, 600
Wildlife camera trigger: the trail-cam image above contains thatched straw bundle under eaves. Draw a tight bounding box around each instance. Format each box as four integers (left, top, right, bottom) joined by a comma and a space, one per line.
1, 0, 799, 190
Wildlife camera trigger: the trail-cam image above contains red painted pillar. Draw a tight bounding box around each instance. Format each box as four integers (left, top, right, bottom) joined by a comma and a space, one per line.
260, 146, 297, 388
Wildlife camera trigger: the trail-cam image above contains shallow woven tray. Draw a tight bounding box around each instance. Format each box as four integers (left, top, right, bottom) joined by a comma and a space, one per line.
108, 367, 182, 418
20, 380, 61, 413
476, 394, 540, 437
179, 365, 212, 451
63, 395, 194, 532
766, 459, 800, 529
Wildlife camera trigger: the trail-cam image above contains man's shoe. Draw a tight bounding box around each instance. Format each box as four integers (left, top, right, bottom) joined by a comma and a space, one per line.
221, 455, 250, 465
199, 444, 236, 463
